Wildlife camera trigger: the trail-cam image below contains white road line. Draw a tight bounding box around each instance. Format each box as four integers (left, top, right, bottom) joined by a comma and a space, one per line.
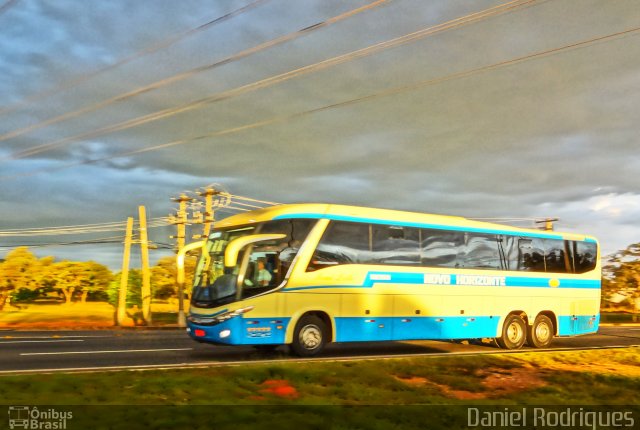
1, 335, 111, 339
20, 348, 192, 356
0, 339, 85, 344
2, 344, 639, 376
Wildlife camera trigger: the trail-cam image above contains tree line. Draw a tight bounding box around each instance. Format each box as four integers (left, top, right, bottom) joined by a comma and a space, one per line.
1, 242, 639, 312
0, 247, 195, 311
602, 242, 640, 312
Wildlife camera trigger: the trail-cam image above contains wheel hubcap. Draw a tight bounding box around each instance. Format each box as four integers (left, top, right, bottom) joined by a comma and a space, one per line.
299, 324, 321, 349
507, 322, 523, 343
535, 322, 550, 343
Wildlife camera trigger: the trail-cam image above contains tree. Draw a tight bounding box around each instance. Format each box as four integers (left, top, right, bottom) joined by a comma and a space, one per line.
48, 261, 113, 304
107, 269, 143, 308
151, 256, 197, 300
0, 247, 48, 310
107, 269, 145, 325
603, 243, 640, 312
81, 262, 113, 302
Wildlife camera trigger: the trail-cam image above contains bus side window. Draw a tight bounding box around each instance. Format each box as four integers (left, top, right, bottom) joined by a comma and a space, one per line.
542, 239, 569, 273
501, 235, 520, 271
421, 229, 464, 268
307, 221, 370, 271
574, 241, 597, 273
371, 225, 420, 265
518, 238, 545, 272
461, 233, 501, 269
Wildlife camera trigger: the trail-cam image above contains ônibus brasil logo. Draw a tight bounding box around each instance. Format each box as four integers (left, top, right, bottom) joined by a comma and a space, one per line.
7, 406, 72, 430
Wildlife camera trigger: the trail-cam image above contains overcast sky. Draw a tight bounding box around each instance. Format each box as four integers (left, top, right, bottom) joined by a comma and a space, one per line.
1, 0, 639, 269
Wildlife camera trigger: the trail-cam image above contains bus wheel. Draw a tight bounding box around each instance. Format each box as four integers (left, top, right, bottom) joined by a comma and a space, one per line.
496, 314, 526, 350
291, 315, 327, 357
527, 315, 554, 348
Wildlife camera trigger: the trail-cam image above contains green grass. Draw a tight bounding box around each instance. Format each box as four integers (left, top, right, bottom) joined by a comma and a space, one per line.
1, 348, 638, 429
1, 348, 638, 406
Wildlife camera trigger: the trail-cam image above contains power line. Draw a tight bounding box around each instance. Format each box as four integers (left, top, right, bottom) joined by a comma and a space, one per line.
0, 0, 269, 117
228, 200, 271, 209
1, 0, 533, 161
0, 194, 272, 237
470, 217, 540, 221
4, 22, 636, 182
0, 236, 126, 249
0, 0, 391, 153
227, 194, 281, 206
0, 217, 170, 236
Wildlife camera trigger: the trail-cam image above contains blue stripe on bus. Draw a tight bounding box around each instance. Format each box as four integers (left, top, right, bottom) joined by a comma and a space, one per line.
282, 272, 600, 291
188, 313, 599, 344
187, 317, 291, 345
334, 315, 502, 342
273, 213, 567, 240
557, 314, 599, 336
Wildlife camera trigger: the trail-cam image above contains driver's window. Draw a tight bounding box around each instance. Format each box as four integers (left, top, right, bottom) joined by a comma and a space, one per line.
242, 251, 278, 292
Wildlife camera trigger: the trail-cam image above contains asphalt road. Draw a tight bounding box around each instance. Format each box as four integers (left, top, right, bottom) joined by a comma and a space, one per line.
0, 326, 638, 374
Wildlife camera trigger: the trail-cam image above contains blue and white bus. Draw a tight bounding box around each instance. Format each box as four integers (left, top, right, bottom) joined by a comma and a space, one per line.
186, 204, 600, 356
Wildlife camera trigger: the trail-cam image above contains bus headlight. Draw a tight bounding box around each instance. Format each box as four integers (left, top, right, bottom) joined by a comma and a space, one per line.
219, 330, 231, 339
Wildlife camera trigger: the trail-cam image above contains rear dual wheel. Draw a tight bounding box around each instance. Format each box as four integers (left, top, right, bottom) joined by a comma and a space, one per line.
527, 314, 554, 348
497, 314, 554, 349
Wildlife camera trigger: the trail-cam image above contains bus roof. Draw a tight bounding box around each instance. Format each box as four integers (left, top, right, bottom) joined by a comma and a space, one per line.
214, 203, 597, 243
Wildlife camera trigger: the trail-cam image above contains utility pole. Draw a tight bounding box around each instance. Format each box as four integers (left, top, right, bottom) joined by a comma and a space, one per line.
198, 187, 218, 239
536, 218, 559, 231
171, 194, 192, 327
117, 217, 134, 326
171, 194, 191, 252
138, 206, 152, 325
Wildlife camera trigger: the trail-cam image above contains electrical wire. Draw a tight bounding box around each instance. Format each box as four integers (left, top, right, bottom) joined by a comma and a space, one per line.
0, 195, 269, 238
0, 236, 126, 249
227, 200, 271, 209
0, 0, 269, 117
470, 217, 540, 221
0, 217, 170, 236
5, 20, 632, 182
1, 0, 534, 161
0, 0, 391, 152
5, 21, 635, 183
227, 194, 281, 206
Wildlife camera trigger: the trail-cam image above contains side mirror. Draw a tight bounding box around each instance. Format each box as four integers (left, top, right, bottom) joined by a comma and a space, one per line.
224, 234, 286, 268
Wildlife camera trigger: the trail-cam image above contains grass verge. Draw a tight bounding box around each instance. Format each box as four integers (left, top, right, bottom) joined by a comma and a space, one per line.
2, 347, 639, 405
0, 303, 182, 329
0, 348, 638, 429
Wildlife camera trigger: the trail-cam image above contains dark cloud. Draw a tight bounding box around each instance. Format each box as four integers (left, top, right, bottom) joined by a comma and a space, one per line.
1, 0, 639, 267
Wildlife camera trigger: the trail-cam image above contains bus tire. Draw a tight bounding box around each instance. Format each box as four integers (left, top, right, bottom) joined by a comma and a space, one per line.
496, 314, 527, 350
527, 314, 554, 348
290, 315, 327, 357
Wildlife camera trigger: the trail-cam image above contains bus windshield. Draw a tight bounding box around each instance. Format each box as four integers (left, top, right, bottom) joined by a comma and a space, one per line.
191, 219, 315, 308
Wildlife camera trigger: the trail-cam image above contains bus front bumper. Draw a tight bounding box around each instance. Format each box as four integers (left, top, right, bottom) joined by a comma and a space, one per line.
187, 313, 290, 345
186, 314, 242, 345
